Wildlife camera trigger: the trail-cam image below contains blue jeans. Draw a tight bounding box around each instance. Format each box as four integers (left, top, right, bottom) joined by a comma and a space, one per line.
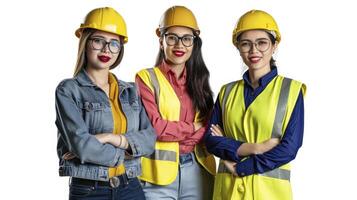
141, 152, 214, 200
69, 177, 145, 200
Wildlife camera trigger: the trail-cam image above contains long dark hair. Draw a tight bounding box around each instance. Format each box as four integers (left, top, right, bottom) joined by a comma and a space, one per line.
155, 30, 214, 122
236, 31, 277, 69
267, 32, 277, 68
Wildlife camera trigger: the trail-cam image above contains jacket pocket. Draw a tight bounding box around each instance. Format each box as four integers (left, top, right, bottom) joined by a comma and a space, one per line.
80, 102, 112, 133
130, 99, 140, 111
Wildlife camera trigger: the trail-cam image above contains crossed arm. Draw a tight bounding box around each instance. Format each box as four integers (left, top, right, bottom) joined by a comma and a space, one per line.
205, 91, 304, 177
209, 124, 279, 176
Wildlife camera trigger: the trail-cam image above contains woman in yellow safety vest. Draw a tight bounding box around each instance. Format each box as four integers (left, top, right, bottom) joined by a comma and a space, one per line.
55, 7, 156, 199
136, 5, 216, 200
204, 10, 306, 200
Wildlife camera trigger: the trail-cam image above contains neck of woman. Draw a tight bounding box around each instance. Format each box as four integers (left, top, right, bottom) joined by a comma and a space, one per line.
86, 67, 109, 86
169, 63, 185, 79
248, 66, 271, 89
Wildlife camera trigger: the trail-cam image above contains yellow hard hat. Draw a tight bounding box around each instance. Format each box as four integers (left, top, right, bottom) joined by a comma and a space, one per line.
156, 6, 200, 36
232, 10, 281, 47
75, 7, 128, 43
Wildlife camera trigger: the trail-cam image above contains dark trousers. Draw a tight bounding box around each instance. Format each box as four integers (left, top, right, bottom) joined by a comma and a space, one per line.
69, 177, 145, 200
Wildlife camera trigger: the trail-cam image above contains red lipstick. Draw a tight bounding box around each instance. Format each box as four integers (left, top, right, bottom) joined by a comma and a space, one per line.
173, 50, 185, 57
248, 56, 261, 64
98, 55, 111, 63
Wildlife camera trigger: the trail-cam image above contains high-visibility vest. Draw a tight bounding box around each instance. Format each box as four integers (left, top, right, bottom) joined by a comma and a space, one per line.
213, 75, 306, 200
137, 67, 216, 185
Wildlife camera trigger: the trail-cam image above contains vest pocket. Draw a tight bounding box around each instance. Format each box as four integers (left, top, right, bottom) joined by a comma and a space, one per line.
254, 172, 292, 200
213, 173, 237, 200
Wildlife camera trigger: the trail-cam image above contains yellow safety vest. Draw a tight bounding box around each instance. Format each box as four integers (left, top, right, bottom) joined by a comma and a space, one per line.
137, 67, 216, 185
213, 75, 306, 200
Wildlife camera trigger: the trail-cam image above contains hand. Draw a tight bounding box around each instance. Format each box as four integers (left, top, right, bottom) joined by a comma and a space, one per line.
95, 133, 111, 144
223, 160, 238, 176
259, 138, 280, 153
210, 124, 224, 136
62, 152, 76, 160
193, 122, 203, 131
95, 133, 128, 149
237, 138, 280, 156
119, 135, 129, 149
102, 134, 129, 149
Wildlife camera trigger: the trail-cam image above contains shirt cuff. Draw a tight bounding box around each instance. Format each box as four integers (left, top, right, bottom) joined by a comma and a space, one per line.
124, 132, 140, 157
235, 157, 255, 177
111, 147, 125, 167
227, 140, 242, 162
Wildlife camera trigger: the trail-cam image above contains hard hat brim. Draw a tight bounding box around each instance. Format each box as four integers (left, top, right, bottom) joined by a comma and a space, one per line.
155, 26, 200, 37
75, 27, 128, 43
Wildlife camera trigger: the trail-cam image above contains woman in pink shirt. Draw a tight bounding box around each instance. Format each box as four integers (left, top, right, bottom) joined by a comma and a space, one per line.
136, 5, 215, 200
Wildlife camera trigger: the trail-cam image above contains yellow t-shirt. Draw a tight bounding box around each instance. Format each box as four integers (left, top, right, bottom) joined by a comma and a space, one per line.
108, 73, 127, 177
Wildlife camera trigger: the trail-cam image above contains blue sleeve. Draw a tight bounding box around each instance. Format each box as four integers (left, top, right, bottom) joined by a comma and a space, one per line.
55, 83, 124, 167
204, 97, 243, 162
124, 97, 156, 158
236, 91, 305, 177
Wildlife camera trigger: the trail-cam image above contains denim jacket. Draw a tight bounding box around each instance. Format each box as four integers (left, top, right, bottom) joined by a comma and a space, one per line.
55, 70, 156, 181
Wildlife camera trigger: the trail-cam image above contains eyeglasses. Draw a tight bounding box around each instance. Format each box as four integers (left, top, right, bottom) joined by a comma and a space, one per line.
237, 38, 271, 53
89, 37, 122, 54
164, 33, 195, 47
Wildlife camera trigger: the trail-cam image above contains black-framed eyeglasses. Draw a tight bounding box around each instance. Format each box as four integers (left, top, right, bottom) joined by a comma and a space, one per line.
164, 33, 195, 47
237, 38, 271, 53
89, 37, 122, 54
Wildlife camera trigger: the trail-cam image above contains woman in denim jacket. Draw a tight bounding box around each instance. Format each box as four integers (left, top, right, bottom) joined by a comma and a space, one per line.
55, 7, 156, 200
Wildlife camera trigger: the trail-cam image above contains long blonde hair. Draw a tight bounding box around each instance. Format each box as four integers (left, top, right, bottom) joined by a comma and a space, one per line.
73, 29, 125, 77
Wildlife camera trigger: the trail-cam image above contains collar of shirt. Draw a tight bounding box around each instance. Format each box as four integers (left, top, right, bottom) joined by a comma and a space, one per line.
242, 66, 278, 108
76, 69, 133, 92
159, 60, 187, 86
242, 66, 278, 90
108, 72, 118, 101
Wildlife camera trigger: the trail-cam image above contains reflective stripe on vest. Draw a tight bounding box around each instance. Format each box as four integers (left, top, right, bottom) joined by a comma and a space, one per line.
260, 168, 290, 181
147, 68, 160, 107
143, 68, 178, 163
145, 149, 177, 162
221, 81, 237, 117
271, 78, 292, 138
217, 162, 290, 181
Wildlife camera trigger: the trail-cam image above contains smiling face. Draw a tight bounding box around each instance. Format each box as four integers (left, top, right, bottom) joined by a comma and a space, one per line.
238, 30, 277, 72
160, 26, 194, 67
86, 30, 121, 70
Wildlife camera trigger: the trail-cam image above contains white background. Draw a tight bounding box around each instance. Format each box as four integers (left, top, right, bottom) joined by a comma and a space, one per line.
0, 0, 355, 199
